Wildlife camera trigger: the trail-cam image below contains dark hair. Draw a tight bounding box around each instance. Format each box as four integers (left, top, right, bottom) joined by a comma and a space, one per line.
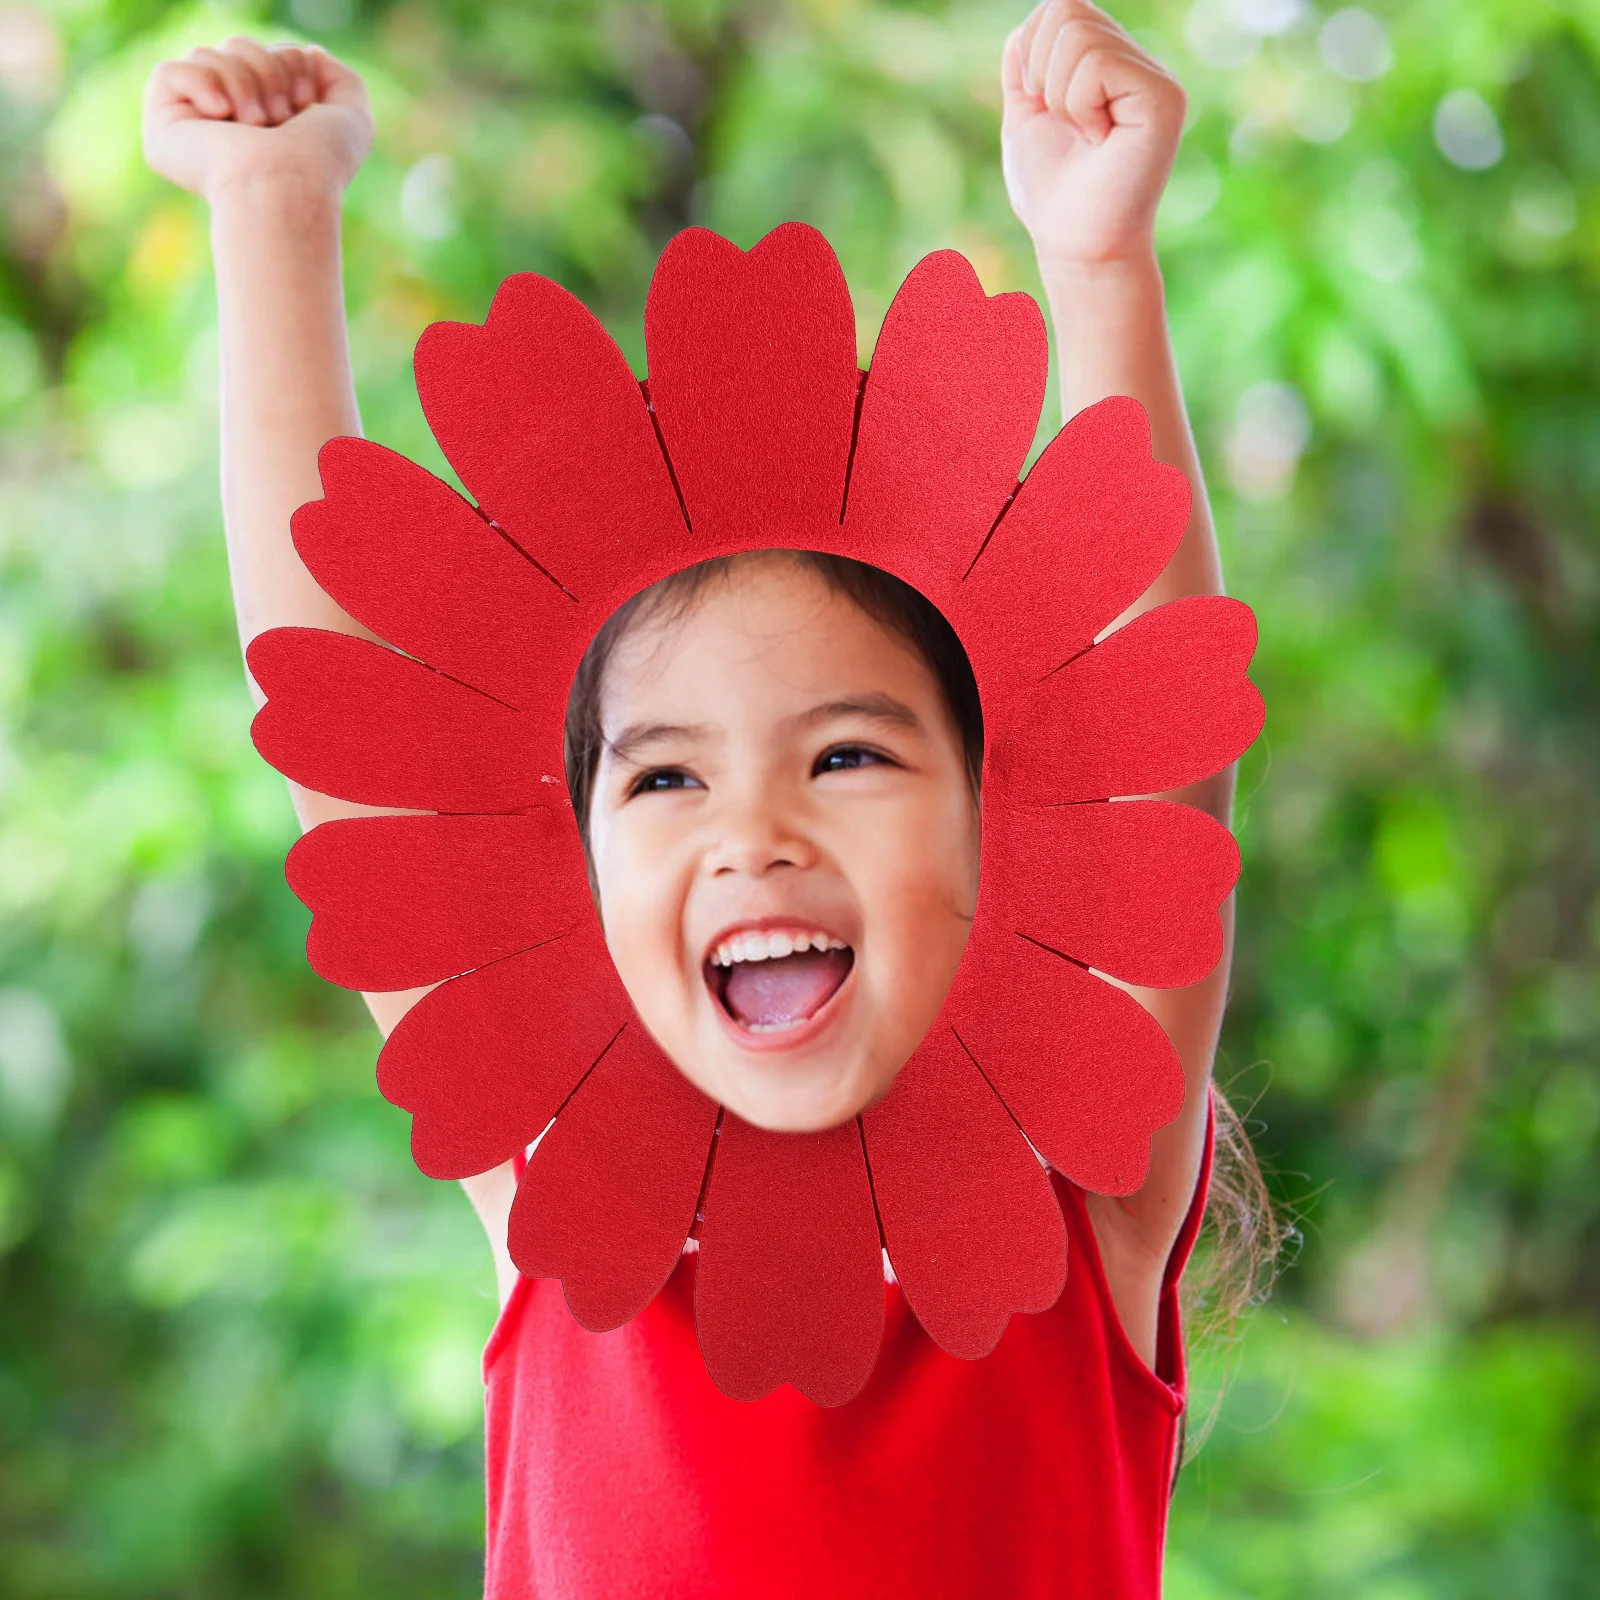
562, 549, 1283, 1391
563, 551, 983, 848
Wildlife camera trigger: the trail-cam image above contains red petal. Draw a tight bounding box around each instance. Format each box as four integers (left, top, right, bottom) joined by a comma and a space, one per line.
247, 628, 553, 811
861, 1029, 1065, 1360
288, 811, 592, 991
376, 924, 632, 1180
993, 595, 1264, 805
645, 224, 859, 547
694, 1114, 883, 1406
508, 1026, 718, 1331
959, 397, 1191, 705
290, 439, 586, 715
844, 251, 1045, 600
950, 929, 1184, 1195
985, 799, 1238, 988
414, 273, 688, 608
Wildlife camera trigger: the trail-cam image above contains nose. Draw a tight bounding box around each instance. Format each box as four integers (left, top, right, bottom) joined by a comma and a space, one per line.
704, 788, 818, 878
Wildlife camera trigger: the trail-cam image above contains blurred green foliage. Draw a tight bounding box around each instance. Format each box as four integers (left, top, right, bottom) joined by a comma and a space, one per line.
1, 0, 1597, 1593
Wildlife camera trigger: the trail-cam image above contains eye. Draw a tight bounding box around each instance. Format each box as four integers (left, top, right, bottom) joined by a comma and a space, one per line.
813, 743, 895, 776
627, 767, 704, 797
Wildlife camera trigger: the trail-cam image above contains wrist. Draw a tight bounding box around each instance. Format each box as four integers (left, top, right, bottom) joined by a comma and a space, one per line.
1032, 246, 1163, 291
205, 156, 347, 214
1032, 247, 1166, 327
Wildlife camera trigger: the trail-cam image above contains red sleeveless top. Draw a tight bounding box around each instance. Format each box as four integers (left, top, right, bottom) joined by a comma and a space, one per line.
482, 1117, 1211, 1600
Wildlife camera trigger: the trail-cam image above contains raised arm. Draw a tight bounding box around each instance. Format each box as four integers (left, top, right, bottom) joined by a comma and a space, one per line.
1002, 0, 1231, 1364
143, 42, 519, 1295
143, 41, 373, 779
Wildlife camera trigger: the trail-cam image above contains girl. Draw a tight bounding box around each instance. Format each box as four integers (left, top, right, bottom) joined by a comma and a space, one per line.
142, 4, 1271, 1594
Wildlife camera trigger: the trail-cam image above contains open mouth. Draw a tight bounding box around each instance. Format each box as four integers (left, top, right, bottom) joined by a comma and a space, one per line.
705, 928, 856, 1036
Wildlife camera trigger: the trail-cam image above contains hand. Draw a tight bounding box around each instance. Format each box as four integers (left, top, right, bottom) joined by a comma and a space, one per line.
1002, 0, 1186, 269
143, 38, 373, 202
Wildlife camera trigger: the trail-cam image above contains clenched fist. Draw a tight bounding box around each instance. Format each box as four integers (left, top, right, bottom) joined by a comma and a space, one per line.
143, 37, 372, 200
1002, 0, 1187, 268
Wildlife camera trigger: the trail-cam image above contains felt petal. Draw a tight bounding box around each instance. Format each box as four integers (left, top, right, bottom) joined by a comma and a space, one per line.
862, 1029, 1066, 1360
695, 1114, 883, 1406
247, 628, 553, 811
950, 929, 1184, 1196
290, 438, 585, 715
508, 1026, 719, 1332
959, 397, 1191, 702
414, 272, 688, 606
645, 224, 859, 547
287, 811, 592, 991
843, 251, 1045, 598
985, 799, 1239, 988
993, 595, 1265, 805
376, 923, 632, 1180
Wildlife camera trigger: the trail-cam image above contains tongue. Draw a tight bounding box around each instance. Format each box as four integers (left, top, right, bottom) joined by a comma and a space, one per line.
723, 948, 851, 1030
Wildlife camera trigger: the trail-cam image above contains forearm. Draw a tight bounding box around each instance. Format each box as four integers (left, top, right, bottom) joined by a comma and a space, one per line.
212, 171, 370, 665
1036, 250, 1223, 615
212, 172, 385, 838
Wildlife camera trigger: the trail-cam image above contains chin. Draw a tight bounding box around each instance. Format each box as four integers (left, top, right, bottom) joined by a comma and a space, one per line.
699, 1037, 885, 1134
716, 1062, 876, 1139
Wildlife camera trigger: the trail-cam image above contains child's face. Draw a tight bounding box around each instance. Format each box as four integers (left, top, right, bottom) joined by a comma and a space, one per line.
588, 554, 981, 1133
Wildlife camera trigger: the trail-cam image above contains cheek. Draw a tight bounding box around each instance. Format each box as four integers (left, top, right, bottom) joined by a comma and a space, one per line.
848, 793, 980, 960
592, 821, 686, 991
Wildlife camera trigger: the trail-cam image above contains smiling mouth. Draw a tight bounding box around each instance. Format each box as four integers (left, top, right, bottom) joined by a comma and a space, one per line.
705, 929, 856, 1035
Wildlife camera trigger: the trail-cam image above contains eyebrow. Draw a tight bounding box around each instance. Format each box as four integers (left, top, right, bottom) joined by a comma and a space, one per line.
606, 720, 715, 764
785, 693, 925, 734
605, 693, 925, 766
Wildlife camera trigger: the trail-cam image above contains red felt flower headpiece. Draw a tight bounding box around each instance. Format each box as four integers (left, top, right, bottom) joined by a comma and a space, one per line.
248, 223, 1263, 1407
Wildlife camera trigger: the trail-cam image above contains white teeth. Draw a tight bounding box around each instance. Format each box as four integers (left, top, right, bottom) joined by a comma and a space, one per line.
709, 929, 849, 967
